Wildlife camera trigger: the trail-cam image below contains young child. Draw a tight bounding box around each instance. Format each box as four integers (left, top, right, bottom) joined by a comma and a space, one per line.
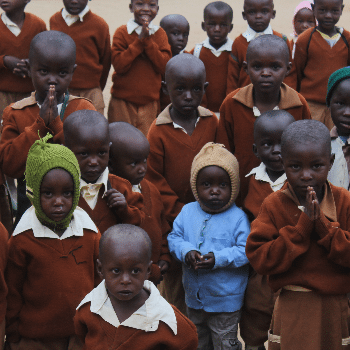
168, 142, 250, 350
241, 110, 295, 350
109, 121, 171, 284
63, 110, 145, 234
191, 1, 233, 115
217, 35, 311, 205
294, 0, 350, 130
5, 135, 101, 350
246, 119, 350, 350
326, 67, 350, 190
108, 0, 172, 136
0, 30, 96, 225
226, 0, 296, 94
0, 0, 46, 118
74, 224, 198, 350
50, 0, 111, 115
159, 14, 190, 112
146, 53, 218, 314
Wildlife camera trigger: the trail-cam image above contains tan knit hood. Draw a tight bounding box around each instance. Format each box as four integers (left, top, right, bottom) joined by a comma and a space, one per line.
190, 142, 240, 213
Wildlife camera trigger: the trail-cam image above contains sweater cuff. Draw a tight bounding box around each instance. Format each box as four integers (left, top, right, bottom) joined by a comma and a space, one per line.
314, 212, 334, 239
28, 117, 50, 138
0, 55, 6, 70
159, 252, 172, 264
48, 115, 63, 135
294, 211, 314, 240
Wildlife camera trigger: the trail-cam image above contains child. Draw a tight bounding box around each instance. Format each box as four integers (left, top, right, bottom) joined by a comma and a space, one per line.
168, 142, 250, 350
107, 0, 172, 136
294, 0, 350, 130
50, 0, 111, 115
74, 224, 198, 350
326, 67, 350, 190
241, 110, 295, 350
0, 0, 46, 118
246, 119, 350, 350
109, 122, 171, 284
226, 0, 296, 94
5, 135, 101, 350
63, 110, 145, 234
0, 30, 96, 225
191, 1, 233, 114
217, 35, 311, 205
159, 14, 190, 112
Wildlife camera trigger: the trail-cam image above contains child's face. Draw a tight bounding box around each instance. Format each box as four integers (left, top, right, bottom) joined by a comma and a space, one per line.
0, 0, 29, 14
282, 142, 332, 204
165, 22, 190, 56
196, 165, 231, 212
63, 0, 88, 16
202, 9, 233, 50
294, 8, 316, 36
68, 126, 110, 184
330, 79, 350, 137
313, 0, 343, 34
129, 0, 159, 26
242, 0, 275, 33
28, 48, 76, 105
40, 168, 74, 224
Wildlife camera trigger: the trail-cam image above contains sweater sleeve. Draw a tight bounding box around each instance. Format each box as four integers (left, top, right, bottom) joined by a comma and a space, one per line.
159, 213, 171, 263
74, 305, 89, 345
246, 199, 314, 276
215, 94, 234, 152
293, 35, 308, 92
99, 29, 112, 90
226, 41, 241, 95
93, 231, 102, 287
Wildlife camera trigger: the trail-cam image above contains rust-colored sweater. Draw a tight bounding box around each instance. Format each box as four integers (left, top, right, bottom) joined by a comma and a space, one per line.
216, 83, 311, 204
146, 105, 219, 223
0, 223, 8, 324
246, 183, 350, 295
294, 27, 350, 104
78, 174, 145, 234
226, 32, 296, 94
111, 26, 171, 106
50, 10, 111, 90
0, 92, 95, 179
0, 13, 46, 93
5, 228, 101, 341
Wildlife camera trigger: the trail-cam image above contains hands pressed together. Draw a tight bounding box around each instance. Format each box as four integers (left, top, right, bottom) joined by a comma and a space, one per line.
304, 186, 320, 221
185, 250, 215, 270
3, 56, 29, 79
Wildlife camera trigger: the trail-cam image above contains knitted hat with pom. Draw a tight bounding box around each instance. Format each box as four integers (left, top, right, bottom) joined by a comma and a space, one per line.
25, 133, 81, 229
326, 66, 350, 106
190, 142, 240, 213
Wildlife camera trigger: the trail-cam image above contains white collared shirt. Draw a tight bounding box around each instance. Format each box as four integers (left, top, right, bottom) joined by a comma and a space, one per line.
132, 184, 141, 193
172, 117, 200, 134
61, 5, 90, 26
198, 37, 233, 58
127, 18, 159, 36
246, 162, 286, 192
13, 206, 98, 239
36, 102, 63, 115
252, 105, 279, 117
1, 12, 21, 36
242, 24, 274, 43
80, 168, 109, 210
77, 280, 178, 334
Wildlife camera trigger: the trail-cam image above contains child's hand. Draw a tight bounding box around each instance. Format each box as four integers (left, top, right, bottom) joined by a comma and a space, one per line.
158, 260, 170, 275
195, 252, 215, 270
39, 85, 58, 126
185, 250, 202, 270
304, 186, 320, 221
13, 59, 29, 78
104, 189, 127, 210
139, 18, 150, 40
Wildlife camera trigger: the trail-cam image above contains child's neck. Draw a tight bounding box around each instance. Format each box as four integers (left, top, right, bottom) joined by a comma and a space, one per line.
317, 24, 338, 37
43, 223, 66, 237
336, 128, 350, 139
170, 106, 198, 136
253, 88, 281, 114
266, 168, 284, 183
209, 38, 227, 50
6, 10, 25, 29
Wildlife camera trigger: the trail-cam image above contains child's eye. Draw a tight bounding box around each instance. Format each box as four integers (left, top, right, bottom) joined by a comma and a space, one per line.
313, 164, 323, 169
64, 191, 73, 197
113, 268, 120, 274
43, 191, 52, 197
175, 86, 184, 92
79, 151, 88, 157
220, 182, 228, 187
59, 71, 68, 77
290, 164, 300, 170
130, 162, 136, 167
132, 268, 140, 274
262, 9, 269, 14
193, 87, 202, 92
39, 69, 48, 74
98, 151, 107, 156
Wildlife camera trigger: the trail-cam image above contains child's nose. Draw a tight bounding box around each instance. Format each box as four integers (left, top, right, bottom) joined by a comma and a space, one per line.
214, 24, 221, 31
184, 91, 192, 100
121, 272, 131, 284
301, 169, 312, 180
272, 144, 281, 154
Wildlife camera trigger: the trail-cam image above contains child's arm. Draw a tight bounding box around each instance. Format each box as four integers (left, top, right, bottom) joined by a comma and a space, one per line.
293, 35, 308, 92
74, 305, 89, 346
93, 230, 102, 287
226, 40, 241, 95
99, 29, 112, 91
215, 98, 235, 153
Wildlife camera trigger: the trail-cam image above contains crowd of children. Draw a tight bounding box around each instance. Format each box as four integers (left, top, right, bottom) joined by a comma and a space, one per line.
0, 0, 350, 349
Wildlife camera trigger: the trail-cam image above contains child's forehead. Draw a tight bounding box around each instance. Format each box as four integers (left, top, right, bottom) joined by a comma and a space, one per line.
205, 7, 231, 20
247, 45, 288, 64
30, 44, 75, 67
244, 0, 274, 9
313, 0, 343, 8
70, 125, 109, 146
130, 0, 158, 5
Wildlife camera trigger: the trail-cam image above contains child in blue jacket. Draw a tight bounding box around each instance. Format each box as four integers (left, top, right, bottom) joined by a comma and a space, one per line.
168, 142, 250, 350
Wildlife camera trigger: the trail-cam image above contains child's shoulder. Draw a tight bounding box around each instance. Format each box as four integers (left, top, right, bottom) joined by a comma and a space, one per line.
23, 12, 46, 28
272, 30, 289, 43
108, 173, 133, 190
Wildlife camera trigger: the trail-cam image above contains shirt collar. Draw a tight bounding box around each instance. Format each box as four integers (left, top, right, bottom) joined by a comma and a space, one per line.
127, 18, 159, 36
242, 24, 273, 43
1, 12, 21, 36
80, 168, 109, 194
330, 126, 350, 144
77, 280, 177, 334
246, 162, 287, 189
201, 37, 233, 57
62, 5, 90, 24
132, 184, 142, 193
13, 206, 98, 239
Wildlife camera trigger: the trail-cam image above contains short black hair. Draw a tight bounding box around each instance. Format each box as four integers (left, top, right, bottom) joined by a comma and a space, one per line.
246, 35, 289, 64
313, 0, 343, 5
160, 14, 189, 30
281, 120, 331, 158
204, 1, 233, 22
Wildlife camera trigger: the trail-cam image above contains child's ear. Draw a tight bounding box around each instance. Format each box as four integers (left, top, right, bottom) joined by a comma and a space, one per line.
242, 11, 247, 21
201, 22, 206, 32
147, 260, 152, 278
96, 259, 104, 280
252, 144, 259, 158
73, 64, 77, 73
161, 81, 169, 95
243, 61, 248, 74
285, 62, 292, 77
330, 153, 335, 169
204, 82, 209, 92
25, 59, 31, 77
229, 24, 233, 33
129, 2, 133, 13
272, 9, 276, 19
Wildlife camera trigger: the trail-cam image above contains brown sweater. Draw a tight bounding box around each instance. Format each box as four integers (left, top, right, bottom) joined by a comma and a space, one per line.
0, 223, 8, 324
246, 183, 350, 295
226, 31, 296, 94
5, 228, 101, 341
50, 10, 111, 90
75, 302, 198, 350
294, 27, 350, 104
0, 92, 95, 179
216, 83, 311, 205
0, 13, 46, 93
78, 174, 145, 234
111, 25, 171, 106
146, 105, 219, 223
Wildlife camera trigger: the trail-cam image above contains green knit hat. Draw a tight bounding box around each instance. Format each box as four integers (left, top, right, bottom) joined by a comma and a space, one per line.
25, 133, 81, 229
326, 66, 350, 106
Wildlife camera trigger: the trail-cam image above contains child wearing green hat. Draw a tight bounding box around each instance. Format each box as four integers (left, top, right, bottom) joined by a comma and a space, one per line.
5, 134, 100, 350
327, 67, 350, 191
